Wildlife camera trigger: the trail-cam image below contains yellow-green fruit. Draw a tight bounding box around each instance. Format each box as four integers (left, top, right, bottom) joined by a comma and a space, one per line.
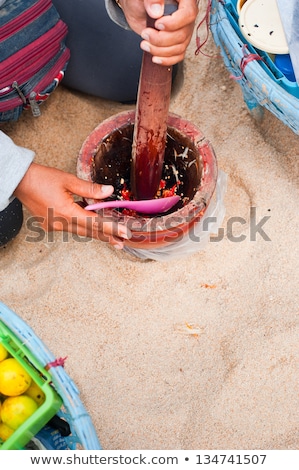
1, 396, 38, 430
25, 381, 46, 406
0, 422, 14, 441
0, 358, 32, 396
0, 344, 8, 362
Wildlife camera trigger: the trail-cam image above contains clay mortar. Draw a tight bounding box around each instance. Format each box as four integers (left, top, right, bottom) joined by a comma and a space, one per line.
77, 110, 218, 250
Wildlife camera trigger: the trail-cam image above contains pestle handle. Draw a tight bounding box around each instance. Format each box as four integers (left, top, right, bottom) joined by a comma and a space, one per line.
131, 1, 178, 200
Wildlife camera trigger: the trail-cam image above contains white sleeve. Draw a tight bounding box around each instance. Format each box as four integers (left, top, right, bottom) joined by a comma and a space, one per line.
0, 131, 35, 211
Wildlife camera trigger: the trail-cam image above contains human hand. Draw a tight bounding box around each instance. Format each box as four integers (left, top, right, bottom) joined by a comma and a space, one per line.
14, 163, 131, 249
119, 0, 199, 65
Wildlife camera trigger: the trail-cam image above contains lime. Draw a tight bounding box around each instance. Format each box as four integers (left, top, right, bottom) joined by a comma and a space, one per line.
0, 422, 14, 441
0, 358, 32, 396
25, 381, 45, 406
1, 395, 38, 430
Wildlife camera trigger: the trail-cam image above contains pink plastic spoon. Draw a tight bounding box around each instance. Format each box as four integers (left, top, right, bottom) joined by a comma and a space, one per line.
84, 195, 180, 214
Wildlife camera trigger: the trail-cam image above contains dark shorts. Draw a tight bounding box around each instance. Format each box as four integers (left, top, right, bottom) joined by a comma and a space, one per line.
52, 0, 179, 103
0, 198, 23, 247
52, 0, 143, 103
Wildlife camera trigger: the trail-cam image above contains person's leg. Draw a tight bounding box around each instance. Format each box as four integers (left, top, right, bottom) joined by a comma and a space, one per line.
52, 0, 143, 103
0, 198, 23, 247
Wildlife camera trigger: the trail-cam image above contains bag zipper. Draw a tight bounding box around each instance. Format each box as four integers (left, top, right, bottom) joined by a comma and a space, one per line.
0, 20, 68, 89
0, 48, 69, 112
0, 0, 52, 41
31, 48, 70, 94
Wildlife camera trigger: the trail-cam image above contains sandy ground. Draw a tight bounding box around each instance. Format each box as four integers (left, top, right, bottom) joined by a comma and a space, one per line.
1, 11, 299, 450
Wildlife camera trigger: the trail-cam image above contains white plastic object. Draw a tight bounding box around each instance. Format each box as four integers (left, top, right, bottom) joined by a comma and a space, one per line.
238, 0, 288, 54
123, 170, 227, 261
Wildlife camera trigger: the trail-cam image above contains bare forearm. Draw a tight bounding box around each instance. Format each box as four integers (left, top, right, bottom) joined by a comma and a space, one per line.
14, 162, 131, 248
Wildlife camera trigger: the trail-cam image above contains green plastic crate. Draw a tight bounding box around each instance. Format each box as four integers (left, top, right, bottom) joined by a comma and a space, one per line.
0, 322, 63, 450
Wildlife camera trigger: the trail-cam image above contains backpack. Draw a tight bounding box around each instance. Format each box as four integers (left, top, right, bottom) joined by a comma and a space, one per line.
0, 0, 70, 122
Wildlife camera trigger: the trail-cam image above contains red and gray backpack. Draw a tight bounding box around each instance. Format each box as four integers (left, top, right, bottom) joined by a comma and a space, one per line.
0, 0, 70, 122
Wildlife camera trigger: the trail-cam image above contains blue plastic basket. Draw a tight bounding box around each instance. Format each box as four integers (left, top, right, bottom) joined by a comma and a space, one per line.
209, 0, 299, 134
0, 302, 101, 450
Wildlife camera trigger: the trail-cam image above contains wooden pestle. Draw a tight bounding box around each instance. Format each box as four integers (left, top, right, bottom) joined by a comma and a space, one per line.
131, 1, 178, 200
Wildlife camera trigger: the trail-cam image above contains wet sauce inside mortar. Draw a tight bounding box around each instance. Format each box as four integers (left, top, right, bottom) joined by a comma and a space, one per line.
91, 123, 203, 216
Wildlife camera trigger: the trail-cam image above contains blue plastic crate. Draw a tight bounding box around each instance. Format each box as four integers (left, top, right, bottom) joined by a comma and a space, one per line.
210, 0, 299, 133
223, 0, 299, 97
